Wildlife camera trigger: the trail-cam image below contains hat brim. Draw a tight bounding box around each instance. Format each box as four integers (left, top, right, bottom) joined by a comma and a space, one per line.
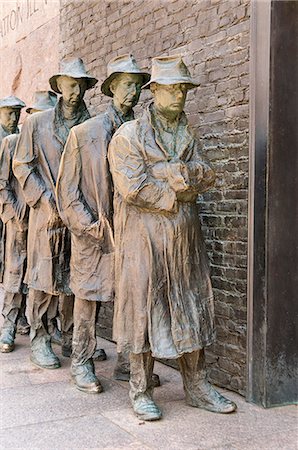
142, 77, 199, 90
101, 71, 151, 97
49, 74, 98, 94
26, 106, 53, 114
0, 104, 25, 109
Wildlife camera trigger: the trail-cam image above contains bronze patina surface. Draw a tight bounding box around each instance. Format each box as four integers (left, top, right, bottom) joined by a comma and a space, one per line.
109, 56, 237, 420
56, 54, 151, 393
13, 58, 97, 369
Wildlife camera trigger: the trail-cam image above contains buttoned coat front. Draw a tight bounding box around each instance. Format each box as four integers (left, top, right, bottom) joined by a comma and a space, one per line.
109, 106, 216, 359
0, 134, 28, 292
56, 104, 121, 301
13, 100, 90, 295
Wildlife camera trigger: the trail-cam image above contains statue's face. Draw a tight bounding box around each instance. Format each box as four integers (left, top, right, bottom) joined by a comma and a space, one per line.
0, 107, 21, 133
57, 76, 87, 106
110, 73, 143, 110
152, 83, 187, 119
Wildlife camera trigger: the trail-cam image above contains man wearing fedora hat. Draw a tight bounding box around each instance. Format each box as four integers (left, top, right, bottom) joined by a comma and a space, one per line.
0, 96, 30, 351
109, 55, 237, 420
13, 58, 97, 369
25, 90, 64, 346
56, 54, 159, 393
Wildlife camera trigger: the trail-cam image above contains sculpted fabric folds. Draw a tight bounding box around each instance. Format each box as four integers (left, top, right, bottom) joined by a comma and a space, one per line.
109, 104, 216, 359
56, 104, 119, 302
13, 99, 90, 295
0, 134, 28, 293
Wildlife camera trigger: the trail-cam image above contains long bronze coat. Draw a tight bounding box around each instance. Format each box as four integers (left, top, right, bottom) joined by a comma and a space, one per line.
0, 126, 19, 282
0, 134, 28, 292
108, 105, 216, 359
56, 104, 126, 301
13, 100, 90, 295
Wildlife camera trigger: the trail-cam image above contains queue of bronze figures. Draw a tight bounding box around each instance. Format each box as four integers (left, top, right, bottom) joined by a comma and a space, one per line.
0, 54, 237, 421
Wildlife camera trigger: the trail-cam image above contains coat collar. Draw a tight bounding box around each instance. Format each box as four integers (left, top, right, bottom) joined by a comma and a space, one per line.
53, 97, 90, 147
138, 103, 194, 160
106, 102, 134, 134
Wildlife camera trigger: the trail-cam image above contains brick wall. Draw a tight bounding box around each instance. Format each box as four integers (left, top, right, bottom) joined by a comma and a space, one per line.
60, 0, 250, 395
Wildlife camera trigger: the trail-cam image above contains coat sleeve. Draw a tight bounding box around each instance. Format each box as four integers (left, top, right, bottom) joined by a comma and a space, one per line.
12, 117, 47, 208
56, 128, 96, 236
108, 130, 177, 213
186, 141, 216, 194
0, 137, 25, 223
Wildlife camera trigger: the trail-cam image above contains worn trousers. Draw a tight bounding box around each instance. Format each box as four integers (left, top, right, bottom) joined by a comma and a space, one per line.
1, 291, 24, 330
129, 349, 206, 401
72, 297, 97, 365
28, 288, 74, 343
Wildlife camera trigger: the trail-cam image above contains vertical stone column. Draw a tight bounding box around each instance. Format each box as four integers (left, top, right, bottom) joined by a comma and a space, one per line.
247, 0, 298, 407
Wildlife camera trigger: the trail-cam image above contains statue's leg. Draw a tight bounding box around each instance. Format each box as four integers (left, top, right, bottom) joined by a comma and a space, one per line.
16, 293, 30, 335
0, 291, 22, 352
114, 350, 161, 387
47, 295, 61, 345
178, 349, 237, 414
129, 351, 162, 421
59, 293, 74, 357
71, 297, 102, 394
92, 301, 107, 361
28, 288, 60, 369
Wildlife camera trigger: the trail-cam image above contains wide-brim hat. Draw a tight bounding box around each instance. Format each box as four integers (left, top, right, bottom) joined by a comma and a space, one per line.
143, 55, 199, 90
101, 54, 150, 97
0, 95, 26, 109
26, 91, 58, 113
49, 57, 98, 94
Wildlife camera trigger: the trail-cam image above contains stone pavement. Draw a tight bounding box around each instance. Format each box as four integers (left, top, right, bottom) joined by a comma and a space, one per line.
0, 288, 297, 450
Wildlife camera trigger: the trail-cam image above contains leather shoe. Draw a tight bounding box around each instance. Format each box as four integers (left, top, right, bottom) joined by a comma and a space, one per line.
71, 359, 103, 394
132, 394, 162, 421
31, 336, 60, 369
0, 326, 15, 353
16, 316, 30, 335
185, 379, 237, 414
93, 348, 107, 361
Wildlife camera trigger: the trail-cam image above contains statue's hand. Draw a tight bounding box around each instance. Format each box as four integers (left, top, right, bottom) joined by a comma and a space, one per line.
167, 160, 190, 193
176, 189, 198, 203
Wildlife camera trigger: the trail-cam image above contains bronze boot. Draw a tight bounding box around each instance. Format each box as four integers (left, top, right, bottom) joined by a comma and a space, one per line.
61, 331, 72, 357
129, 352, 162, 421
114, 351, 161, 387
0, 324, 16, 353
93, 348, 107, 361
179, 350, 237, 414
71, 359, 103, 394
30, 334, 61, 369
16, 315, 30, 335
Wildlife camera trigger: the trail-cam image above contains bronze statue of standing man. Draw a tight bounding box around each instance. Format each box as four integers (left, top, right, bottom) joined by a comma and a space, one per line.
0, 96, 27, 352
56, 55, 152, 393
13, 58, 97, 369
109, 56, 237, 420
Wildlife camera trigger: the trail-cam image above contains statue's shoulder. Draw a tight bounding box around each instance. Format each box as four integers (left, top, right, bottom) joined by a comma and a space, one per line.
114, 119, 138, 139
26, 108, 54, 128
72, 113, 108, 140
3, 134, 18, 148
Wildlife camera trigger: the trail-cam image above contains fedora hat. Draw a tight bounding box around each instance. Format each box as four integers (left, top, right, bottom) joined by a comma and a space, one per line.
49, 57, 98, 94
143, 55, 199, 90
26, 91, 58, 114
101, 54, 150, 97
0, 95, 26, 109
